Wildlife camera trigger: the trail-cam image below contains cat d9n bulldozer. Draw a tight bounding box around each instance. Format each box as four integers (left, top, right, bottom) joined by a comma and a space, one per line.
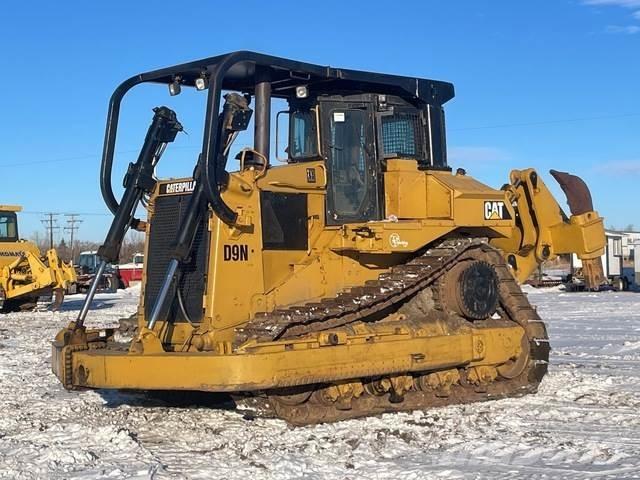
1, 205, 76, 311
52, 52, 605, 424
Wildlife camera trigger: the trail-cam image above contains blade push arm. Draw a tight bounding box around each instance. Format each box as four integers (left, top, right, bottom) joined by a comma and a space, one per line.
491, 169, 605, 288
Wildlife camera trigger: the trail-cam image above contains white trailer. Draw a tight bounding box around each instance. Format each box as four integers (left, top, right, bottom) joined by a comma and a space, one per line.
571, 231, 625, 290
633, 240, 640, 288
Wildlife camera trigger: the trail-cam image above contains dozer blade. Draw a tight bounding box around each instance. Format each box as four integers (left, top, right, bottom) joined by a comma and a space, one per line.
550, 169, 605, 289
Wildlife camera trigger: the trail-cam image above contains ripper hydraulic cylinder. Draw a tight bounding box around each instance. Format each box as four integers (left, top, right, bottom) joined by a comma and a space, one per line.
75, 106, 183, 327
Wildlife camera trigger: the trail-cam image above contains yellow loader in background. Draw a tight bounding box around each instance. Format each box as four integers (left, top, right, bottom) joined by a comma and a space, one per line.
0, 205, 76, 311
53, 52, 605, 424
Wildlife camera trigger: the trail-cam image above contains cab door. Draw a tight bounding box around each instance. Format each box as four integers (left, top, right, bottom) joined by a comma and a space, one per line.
321, 102, 381, 225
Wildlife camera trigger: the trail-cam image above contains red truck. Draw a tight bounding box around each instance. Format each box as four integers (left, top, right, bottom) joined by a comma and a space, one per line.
117, 253, 144, 288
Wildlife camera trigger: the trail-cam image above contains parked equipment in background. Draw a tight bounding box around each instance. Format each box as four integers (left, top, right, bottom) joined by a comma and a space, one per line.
0, 205, 76, 311
52, 52, 606, 424
525, 264, 566, 288
568, 230, 630, 291
75, 251, 123, 293
117, 253, 144, 288
632, 240, 640, 289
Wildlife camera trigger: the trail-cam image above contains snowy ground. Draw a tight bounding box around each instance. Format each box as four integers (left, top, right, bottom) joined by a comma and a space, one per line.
1, 287, 640, 479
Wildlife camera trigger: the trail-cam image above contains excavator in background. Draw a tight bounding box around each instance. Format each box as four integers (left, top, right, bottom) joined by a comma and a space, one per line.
1, 205, 76, 311
52, 52, 605, 424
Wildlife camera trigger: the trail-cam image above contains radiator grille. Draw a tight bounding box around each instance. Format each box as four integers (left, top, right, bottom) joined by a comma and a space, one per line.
144, 194, 209, 323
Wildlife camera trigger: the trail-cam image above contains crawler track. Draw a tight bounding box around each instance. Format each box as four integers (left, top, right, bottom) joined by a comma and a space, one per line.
239, 239, 550, 424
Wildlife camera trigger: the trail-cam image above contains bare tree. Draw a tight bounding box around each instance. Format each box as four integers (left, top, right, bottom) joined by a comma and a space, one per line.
120, 230, 145, 263
29, 229, 145, 265
57, 238, 71, 262
29, 231, 48, 253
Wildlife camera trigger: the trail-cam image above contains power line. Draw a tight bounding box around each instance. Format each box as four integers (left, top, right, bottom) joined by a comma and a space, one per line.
41, 213, 60, 250
64, 214, 83, 261
1, 111, 639, 168
0, 144, 200, 169
22, 210, 111, 216
449, 112, 640, 132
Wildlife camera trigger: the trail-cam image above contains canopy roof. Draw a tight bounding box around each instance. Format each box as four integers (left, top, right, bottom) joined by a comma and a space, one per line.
124, 51, 455, 106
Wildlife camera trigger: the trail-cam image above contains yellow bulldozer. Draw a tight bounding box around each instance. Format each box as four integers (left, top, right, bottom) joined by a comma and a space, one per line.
53, 52, 605, 424
1, 205, 76, 311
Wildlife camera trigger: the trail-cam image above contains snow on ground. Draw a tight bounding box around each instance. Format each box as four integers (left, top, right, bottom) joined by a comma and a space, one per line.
1, 287, 640, 479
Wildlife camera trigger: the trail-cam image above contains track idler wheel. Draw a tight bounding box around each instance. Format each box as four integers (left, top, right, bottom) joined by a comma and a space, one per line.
496, 334, 530, 379
267, 386, 313, 406
441, 260, 498, 320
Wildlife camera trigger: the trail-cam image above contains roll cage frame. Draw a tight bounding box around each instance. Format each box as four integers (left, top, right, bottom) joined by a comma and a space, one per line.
100, 50, 455, 225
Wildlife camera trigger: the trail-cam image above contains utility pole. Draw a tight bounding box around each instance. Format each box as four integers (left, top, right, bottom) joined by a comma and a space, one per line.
64, 214, 83, 262
41, 213, 60, 250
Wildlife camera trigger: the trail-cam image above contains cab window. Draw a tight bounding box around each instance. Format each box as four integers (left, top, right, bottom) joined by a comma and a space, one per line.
288, 110, 319, 160
322, 104, 380, 224
329, 109, 369, 217
380, 110, 427, 163
0, 213, 18, 242
79, 254, 96, 270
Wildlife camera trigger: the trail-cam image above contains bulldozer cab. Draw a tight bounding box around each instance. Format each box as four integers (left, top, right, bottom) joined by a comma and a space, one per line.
284, 94, 449, 225
0, 212, 18, 242
99, 51, 454, 230
77, 251, 102, 274
0, 206, 20, 243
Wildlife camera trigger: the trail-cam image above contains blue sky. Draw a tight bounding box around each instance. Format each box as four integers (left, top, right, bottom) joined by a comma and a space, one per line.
1, 0, 639, 241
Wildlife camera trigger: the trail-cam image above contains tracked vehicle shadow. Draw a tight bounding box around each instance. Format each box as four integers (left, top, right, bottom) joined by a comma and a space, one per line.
56, 298, 120, 312
99, 389, 238, 410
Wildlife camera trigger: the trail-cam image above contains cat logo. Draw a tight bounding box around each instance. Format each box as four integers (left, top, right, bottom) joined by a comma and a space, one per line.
484, 201, 509, 220
159, 180, 196, 195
